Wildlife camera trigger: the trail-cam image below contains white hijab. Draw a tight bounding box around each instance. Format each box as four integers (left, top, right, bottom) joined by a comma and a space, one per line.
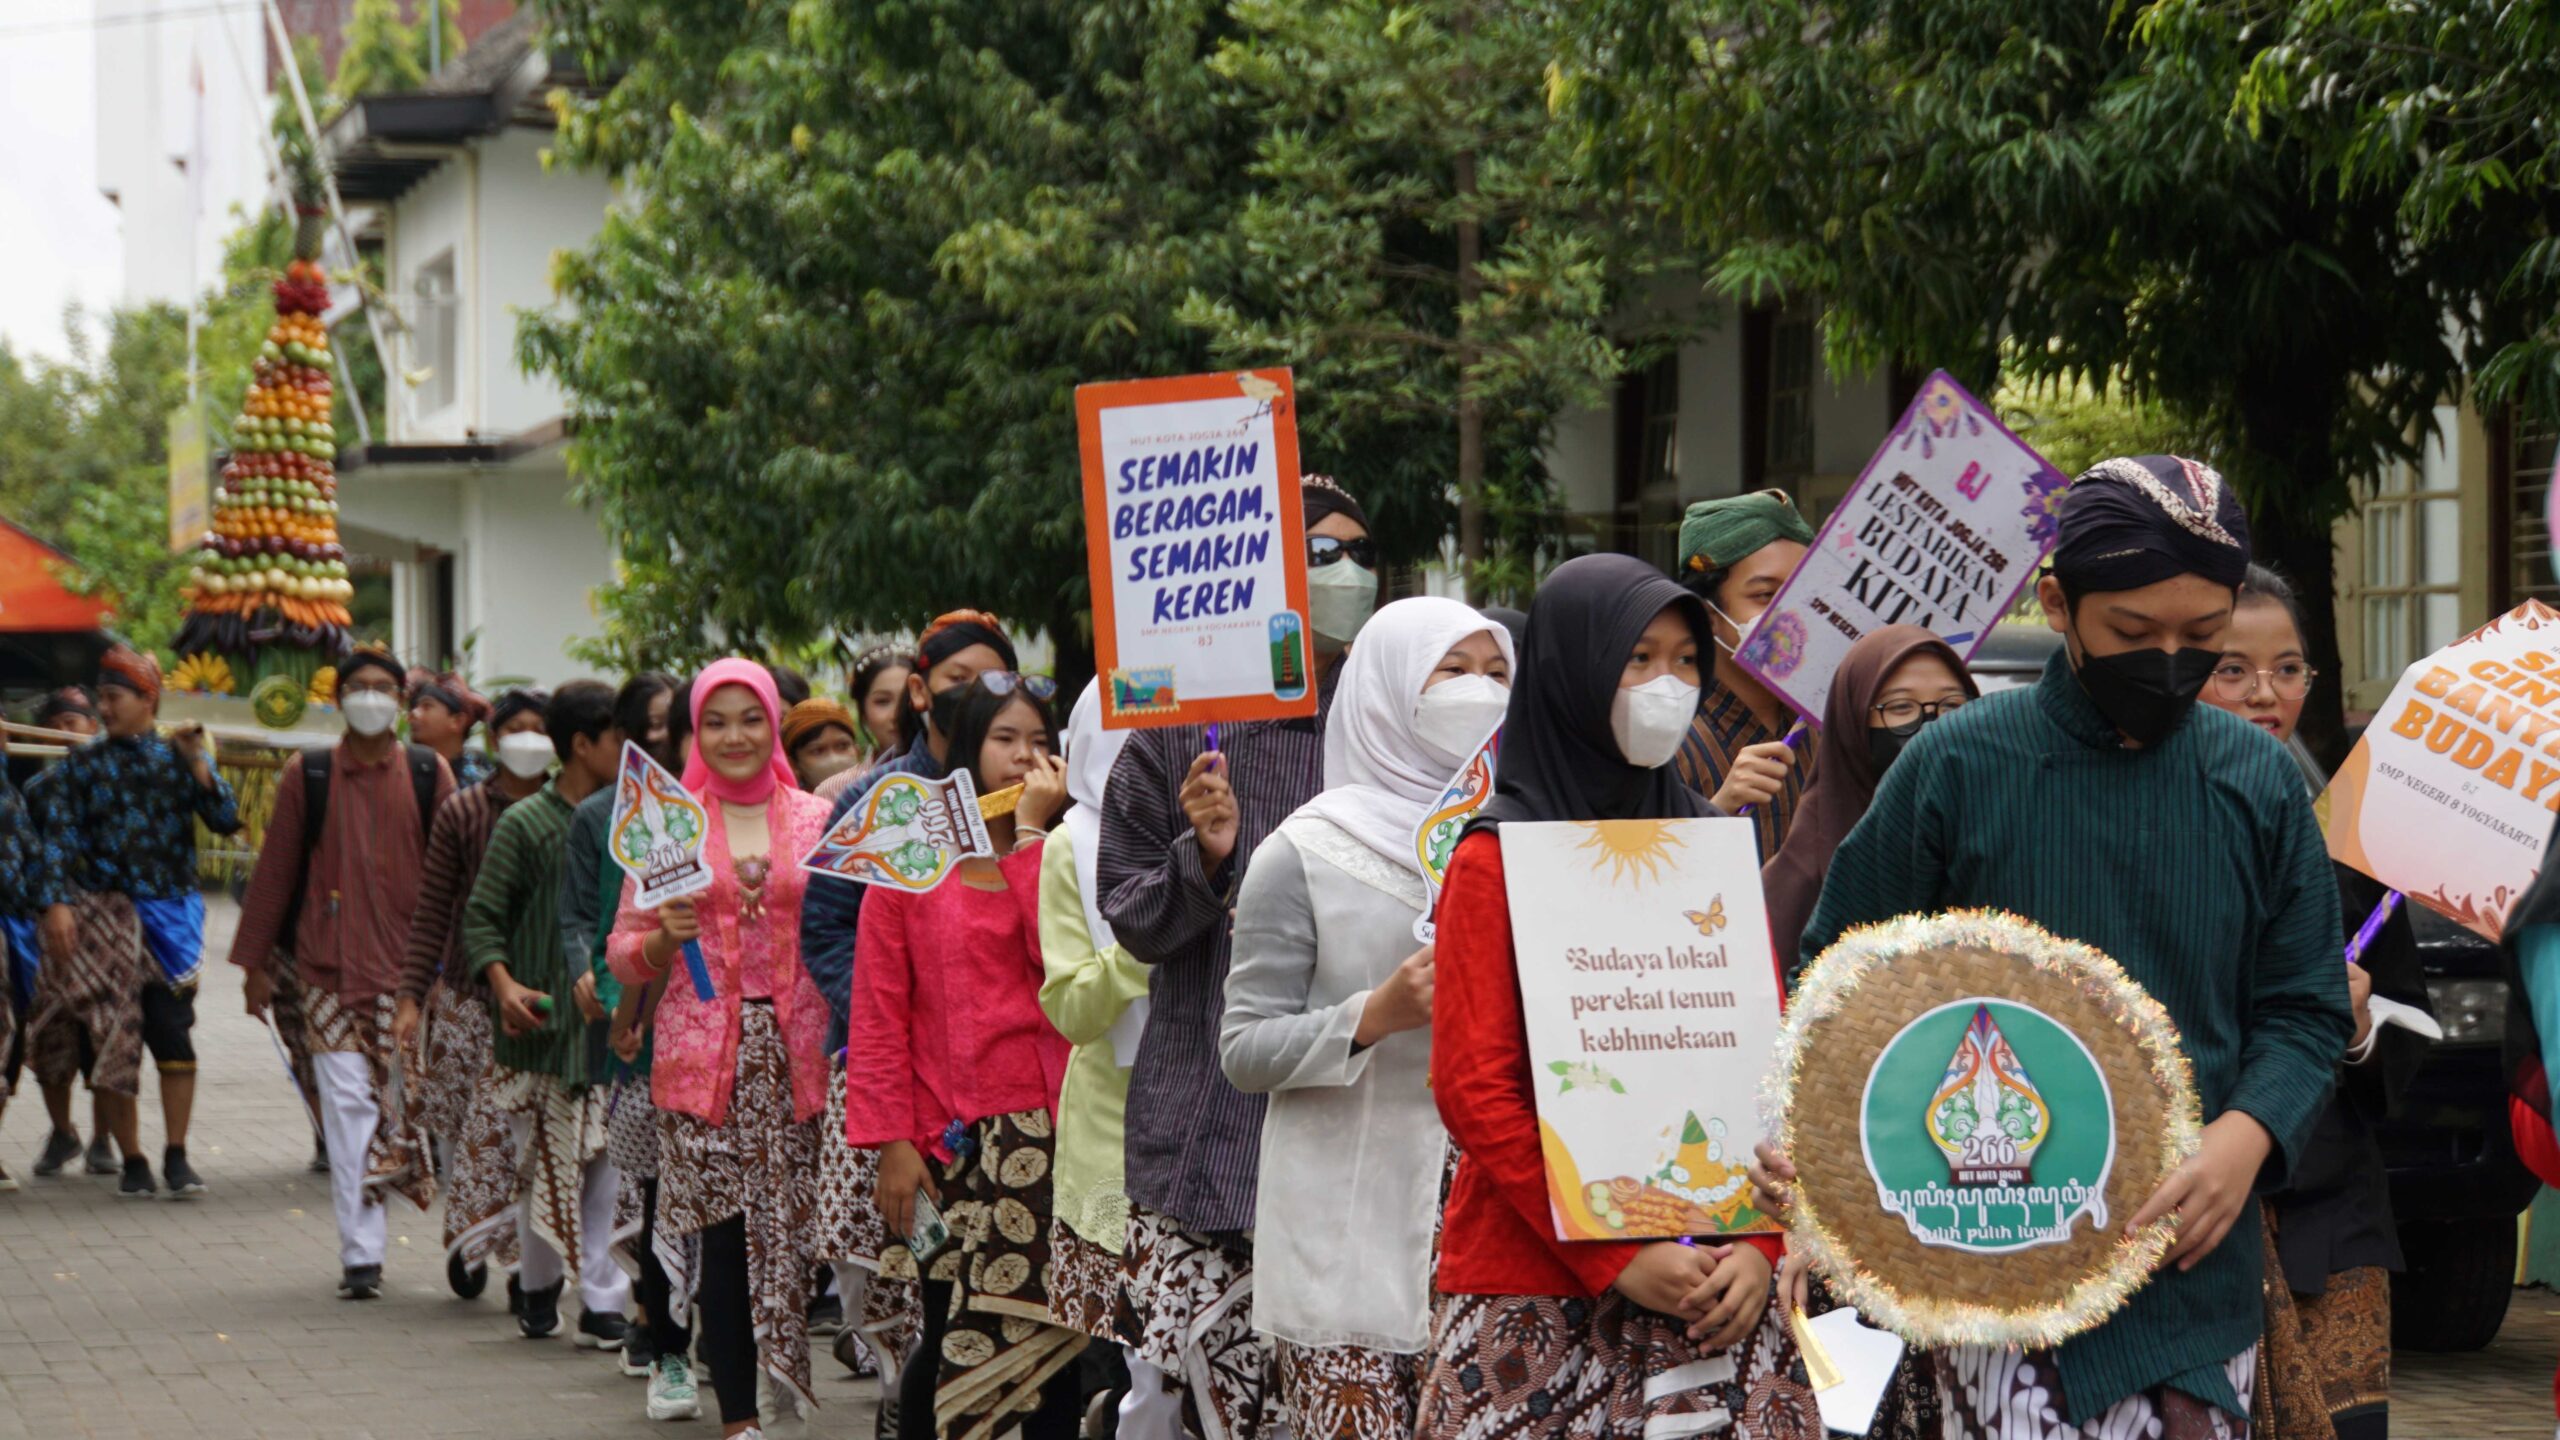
1063, 682, 1129, 949
1294, 595, 1514, 876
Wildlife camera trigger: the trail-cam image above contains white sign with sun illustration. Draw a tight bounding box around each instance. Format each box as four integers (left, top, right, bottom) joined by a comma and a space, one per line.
1501, 817, 1787, 1240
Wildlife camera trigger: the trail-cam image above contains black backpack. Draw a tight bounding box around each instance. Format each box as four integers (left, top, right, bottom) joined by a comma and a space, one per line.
276, 743, 444, 948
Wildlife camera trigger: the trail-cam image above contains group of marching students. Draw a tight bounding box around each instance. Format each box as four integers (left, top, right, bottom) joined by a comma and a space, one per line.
0, 453, 2440, 1440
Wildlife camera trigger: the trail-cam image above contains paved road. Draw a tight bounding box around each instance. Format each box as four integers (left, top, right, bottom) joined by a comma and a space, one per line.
4, 900, 2559, 1437
0, 899, 883, 1439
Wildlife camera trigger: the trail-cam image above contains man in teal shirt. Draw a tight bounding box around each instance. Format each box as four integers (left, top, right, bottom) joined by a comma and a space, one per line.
1764, 455, 2350, 1435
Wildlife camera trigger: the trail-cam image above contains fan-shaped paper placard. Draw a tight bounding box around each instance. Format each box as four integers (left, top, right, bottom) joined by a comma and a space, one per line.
1764, 910, 2200, 1349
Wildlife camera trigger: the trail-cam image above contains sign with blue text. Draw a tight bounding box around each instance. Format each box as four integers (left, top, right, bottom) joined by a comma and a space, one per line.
1737, 371, 2068, 725
1077, 368, 1313, 730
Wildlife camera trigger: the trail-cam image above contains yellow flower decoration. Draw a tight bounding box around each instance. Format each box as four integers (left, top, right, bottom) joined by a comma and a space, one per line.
307, 666, 338, 707
171, 652, 236, 696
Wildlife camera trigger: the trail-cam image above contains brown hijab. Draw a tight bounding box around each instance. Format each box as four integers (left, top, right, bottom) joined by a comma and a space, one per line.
1760, 625, 1978, 965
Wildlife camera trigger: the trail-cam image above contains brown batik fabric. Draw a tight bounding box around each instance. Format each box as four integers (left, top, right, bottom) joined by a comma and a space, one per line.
1418, 1289, 1818, 1440
304, 987, 434, 1212
656, 1003, 821, 1416
1800, 1273, 1941, 1440
925, 1108, 1089, 1440
1048, 1215, 1126, 1344
27, 891, 147, 1097
1120, 1204, 1273, 1440
2255, 1213, 2386, 1440
426, 984, 521, 1270
1936, 1344, 2256, 1440
815, 1065, 921, 1361
267, 944, 317, 1101
1275, 1340, 1426, 1440
490, 1066, 619, 1292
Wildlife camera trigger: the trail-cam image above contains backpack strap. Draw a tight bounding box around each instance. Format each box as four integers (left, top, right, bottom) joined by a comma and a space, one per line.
404, 743, 442, 845
279, 746, 335, 952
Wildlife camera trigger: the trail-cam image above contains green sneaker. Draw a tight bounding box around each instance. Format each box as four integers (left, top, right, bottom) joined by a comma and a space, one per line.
645, 1354, 700, 1421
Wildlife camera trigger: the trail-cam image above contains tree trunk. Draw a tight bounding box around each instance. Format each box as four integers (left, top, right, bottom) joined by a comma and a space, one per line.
2236, 381, 2351, 770
1456, 146, 1484, 606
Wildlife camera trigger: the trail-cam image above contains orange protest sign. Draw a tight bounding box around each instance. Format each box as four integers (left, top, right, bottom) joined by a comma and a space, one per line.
1076, 368, 1313, 730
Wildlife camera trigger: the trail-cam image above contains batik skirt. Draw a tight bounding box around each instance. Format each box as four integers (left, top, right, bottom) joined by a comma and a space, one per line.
915, 1108, 1089, 1440
656, 1003, 821, 1416
1418, 1288, 1817, 1440
1267, 1140, 1463, 1440
421, 984, 520, 1269
304, 988, 434, 1212
27, 892, 147, 1097
2256, 1213, 2388, 1440
1935, 1344, 2256, 1440
1120, 1203, 1272, 1440
1049, 1216, 1126, 1344
477, 1066, 634, 1291
815, 1065, 922, 1361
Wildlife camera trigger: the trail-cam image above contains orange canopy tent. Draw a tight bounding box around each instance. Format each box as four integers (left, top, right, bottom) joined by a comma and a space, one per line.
0, 516, 115, 698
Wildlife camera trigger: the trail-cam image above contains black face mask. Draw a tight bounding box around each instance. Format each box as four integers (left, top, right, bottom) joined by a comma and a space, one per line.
2070, 625, 2219, 747
926, 683, 968, 739
1867, 718, 1927, 775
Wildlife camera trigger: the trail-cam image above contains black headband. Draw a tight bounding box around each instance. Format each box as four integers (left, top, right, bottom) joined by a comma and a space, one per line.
489, 688, 550, 731
2052, 455, 2250, 594
920, 620, 1017, 673
340, 650, 407, 692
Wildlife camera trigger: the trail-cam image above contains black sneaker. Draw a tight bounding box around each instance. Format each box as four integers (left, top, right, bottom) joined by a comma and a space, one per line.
507, 1273, 525, 1316
447, 1251, 489, 1299
117, 1157, 157, 1198
807, 1292, 844, 1337
84, 1134, 117, 1176
309, 1136, 330, 1174
621, 1325, 655, 1378
339, 1264, 384, 1300
573, 1308, 629, 1351
162, 1148, 206, 1198
32, 1129, 81, 1177
833, 1327, 878, 1379
517, 1278, 564, 1339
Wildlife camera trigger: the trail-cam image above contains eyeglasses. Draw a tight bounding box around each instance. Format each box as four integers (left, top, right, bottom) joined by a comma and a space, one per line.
1871, 696, 1968, 726
1308, 535, 1379, 570
2210, 662, 2316, 701
980, 671, 1059, 703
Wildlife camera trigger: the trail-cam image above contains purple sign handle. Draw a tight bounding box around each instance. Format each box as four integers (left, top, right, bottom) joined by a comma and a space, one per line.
1733, 723, 1813, 818
1205, 723, 1221, 754
2346, 891, 2402, 966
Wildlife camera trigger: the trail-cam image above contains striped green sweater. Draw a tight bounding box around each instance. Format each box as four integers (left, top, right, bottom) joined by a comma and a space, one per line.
1803, 650, 2349, 1423
462, 781, 590, 1085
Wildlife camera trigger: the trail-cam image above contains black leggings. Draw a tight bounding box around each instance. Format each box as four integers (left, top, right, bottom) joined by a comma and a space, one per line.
697, 1216, 760, 1425
636, 1179, 690, 1356
897, 1277, 1082, 1440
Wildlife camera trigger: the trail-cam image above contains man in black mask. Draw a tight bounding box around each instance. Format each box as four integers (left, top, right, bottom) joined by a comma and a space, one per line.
1756, 453, 2349, 1439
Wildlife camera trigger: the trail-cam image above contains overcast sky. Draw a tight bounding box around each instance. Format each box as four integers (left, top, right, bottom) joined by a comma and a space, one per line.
0, 0, 125, 365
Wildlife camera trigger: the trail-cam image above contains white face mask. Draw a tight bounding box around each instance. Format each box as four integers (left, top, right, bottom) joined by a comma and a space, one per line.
1307, 560, 1378, 647
1703, 598, 1757, 658
1412, 673, 1510, 771
496, 732, 557, 779
1610, 674, 1700, 769
340, 690, 400, 737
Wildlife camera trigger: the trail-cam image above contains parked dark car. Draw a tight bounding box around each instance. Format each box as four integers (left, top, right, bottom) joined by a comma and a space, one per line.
1957, 622, 2534, 1350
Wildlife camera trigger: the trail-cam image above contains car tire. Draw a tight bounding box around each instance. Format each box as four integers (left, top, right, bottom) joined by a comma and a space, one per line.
2390, 1219, 2515, 1352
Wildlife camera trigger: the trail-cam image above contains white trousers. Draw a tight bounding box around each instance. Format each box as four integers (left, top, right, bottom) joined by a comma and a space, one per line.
1120, 1350, 1186, 1440
509, 1114, 631, 1318
312, 1051, 385, 1269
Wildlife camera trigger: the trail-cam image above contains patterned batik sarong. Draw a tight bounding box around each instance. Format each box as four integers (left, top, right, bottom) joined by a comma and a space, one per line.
814, 1064, 922, 1362
27, 892, 147, 1097
304, 987, 433, 1211
1936, 1344, 2256, 1440
923, 1108, 1089, 1440
1120, 1204, 1271, 1440
1418, 1290, 1819, 1440
422, 984, 520, 1269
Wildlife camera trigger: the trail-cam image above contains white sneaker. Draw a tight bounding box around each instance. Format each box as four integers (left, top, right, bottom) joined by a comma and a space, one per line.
645, 1354, 702, 1421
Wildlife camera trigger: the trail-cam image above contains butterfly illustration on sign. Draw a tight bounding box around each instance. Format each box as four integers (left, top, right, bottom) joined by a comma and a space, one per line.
1684, 898, 1727, 937
801, 769, 995, 892
1411, 728, 1499, 942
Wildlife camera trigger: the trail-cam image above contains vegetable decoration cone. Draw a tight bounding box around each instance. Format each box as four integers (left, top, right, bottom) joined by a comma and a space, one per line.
173, 145, 353, 696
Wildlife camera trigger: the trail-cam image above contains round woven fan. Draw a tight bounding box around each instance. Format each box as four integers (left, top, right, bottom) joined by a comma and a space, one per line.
1763, 909, 2200, 1349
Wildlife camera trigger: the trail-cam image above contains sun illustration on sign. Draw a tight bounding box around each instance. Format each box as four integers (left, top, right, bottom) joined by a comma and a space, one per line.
1577, 821, 1686, 888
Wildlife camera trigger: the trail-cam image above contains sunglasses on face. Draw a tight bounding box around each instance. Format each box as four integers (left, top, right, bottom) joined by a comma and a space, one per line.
981, 671, 1059, 703
1308, 535, 1379, 570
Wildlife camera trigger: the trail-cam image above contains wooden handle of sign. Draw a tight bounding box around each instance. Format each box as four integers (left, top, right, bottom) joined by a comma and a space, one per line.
978, 784, 1023, 818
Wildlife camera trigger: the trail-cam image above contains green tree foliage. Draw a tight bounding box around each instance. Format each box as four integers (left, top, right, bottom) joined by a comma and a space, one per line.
1564, 1, 2529, 760
1178, 0, 1681, 602
335, 0, 467, 101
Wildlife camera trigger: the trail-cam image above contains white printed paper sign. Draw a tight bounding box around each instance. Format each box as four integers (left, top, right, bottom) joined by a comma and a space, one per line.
1737, 371, 2069, 724
1500, 817, 1786, 1240
1076, 369, 1314, 730
608, 742, 713, 908
2324, 599, 2560, 940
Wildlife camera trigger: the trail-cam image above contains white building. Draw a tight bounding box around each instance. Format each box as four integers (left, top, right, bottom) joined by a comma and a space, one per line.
94, 0, 274, 308
322, 9, 617, 686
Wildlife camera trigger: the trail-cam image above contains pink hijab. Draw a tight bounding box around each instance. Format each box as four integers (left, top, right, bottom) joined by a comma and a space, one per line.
684, 658, 800, 804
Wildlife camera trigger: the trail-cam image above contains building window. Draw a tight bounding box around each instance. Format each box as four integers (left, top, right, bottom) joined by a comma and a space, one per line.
1614, 354, 1680, 570
2506, 409, 2560, 608
1766, 311, 1815, 477
2359, 416, 2464, 689
412, 251, 458, 415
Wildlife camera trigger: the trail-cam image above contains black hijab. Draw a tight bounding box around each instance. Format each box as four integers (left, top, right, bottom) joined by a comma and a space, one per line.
1474, 553, 1713, 831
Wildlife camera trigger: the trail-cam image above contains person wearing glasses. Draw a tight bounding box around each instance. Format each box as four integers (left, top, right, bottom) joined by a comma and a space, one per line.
2205, 563, 2427, 1440
1094, 475, 1375, 1440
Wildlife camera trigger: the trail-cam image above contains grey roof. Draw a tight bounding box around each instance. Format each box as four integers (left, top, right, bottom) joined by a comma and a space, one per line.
324, 8, 585, 203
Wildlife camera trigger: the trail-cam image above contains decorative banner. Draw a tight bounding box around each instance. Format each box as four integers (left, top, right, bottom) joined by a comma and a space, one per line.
1736, 370, 2068, 725
2323, 599, 2560, 941
1766, 910, 2199, 1349
1500, 817, 1786, 1241
167, 408, 211, 553
802, 769, 995, 892
1076, 368, 1313, 730
1411, 730, 1499, 943
610, 741, 714, 908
